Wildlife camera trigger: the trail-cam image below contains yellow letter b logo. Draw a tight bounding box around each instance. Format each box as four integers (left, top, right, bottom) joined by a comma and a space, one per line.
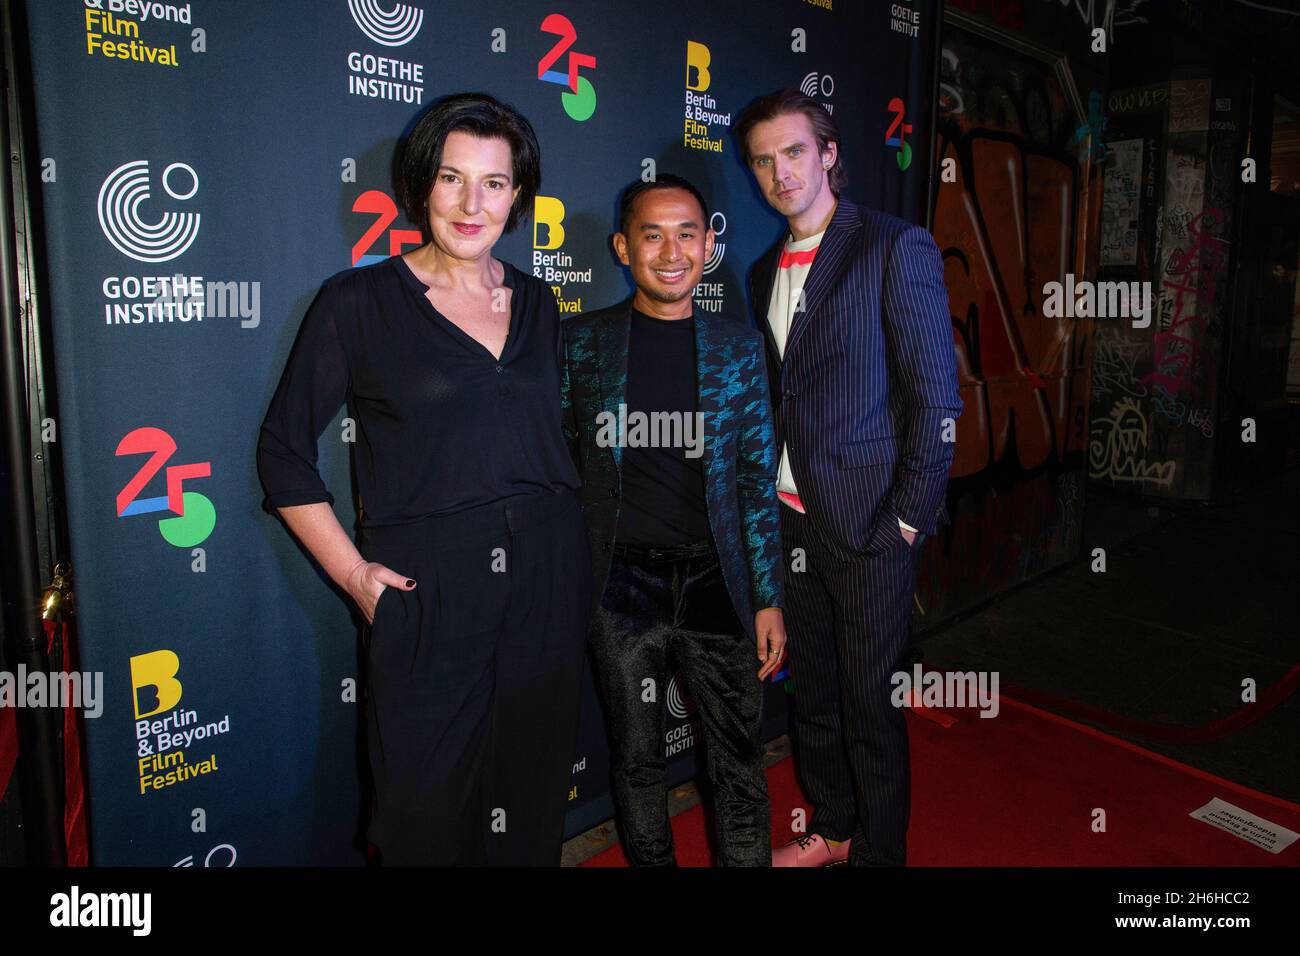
686, 41, 711, 92
533, 195, 566, 250
131, 649, 183, 719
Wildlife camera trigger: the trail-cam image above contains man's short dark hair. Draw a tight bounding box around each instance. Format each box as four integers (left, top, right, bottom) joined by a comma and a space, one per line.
399, 92, 541, 237
734, 89, 848, 194
618, 174, 710, 235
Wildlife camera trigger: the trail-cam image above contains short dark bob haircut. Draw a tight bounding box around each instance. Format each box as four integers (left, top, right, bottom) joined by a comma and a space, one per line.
734, 88, 848, 194
617, 173, 710, 235
399, 92, 541, 237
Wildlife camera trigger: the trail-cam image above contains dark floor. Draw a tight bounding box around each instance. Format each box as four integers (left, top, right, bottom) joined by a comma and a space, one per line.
920, 466, 1299, 804
561, 468, 1300, 865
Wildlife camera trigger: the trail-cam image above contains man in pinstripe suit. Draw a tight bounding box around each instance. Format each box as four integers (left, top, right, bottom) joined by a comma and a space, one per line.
737, 90, 962, 866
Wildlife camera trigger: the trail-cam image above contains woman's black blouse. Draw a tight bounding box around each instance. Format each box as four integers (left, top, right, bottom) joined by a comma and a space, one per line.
257, 255, 581, 527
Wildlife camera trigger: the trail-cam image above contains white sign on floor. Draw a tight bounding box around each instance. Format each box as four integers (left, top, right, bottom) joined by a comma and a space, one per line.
1189, 797, 1299, 854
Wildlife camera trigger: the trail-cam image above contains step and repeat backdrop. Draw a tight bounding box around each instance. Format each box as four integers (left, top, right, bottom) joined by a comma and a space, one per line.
25, 0, 936, 864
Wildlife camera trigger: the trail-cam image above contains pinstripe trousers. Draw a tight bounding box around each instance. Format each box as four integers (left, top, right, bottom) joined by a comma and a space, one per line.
781, 502, 920, 866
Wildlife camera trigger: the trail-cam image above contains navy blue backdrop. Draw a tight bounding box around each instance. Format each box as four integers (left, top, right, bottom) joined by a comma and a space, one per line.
24, 0, 936, 864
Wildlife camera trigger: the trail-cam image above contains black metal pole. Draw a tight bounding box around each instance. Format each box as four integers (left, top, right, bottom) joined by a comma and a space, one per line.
0, 0, 65, 866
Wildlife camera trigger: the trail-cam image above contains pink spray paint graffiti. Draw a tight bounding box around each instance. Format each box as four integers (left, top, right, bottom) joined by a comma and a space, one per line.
1143, 207, 1225, 400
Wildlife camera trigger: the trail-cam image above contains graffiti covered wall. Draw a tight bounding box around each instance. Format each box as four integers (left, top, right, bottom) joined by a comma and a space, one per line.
1087, 76, 1245, 499
917, 21, 1103, 624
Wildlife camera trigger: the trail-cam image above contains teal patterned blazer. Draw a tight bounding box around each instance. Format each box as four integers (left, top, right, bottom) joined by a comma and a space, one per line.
560, 298, 784, 639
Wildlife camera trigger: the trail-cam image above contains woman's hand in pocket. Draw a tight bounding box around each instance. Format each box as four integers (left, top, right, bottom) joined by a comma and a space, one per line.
345, 560, 416, 625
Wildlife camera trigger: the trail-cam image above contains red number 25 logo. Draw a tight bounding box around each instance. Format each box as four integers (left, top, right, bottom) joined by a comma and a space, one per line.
537, 14, 596, 123
351, 191, 422, 268
116, 427, 215, 548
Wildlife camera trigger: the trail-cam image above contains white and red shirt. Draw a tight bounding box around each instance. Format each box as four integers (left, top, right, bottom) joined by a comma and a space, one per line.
766, 229, 823, 513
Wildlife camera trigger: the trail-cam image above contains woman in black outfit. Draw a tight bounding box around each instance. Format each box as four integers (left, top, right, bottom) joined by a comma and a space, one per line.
256, 93, 590, 866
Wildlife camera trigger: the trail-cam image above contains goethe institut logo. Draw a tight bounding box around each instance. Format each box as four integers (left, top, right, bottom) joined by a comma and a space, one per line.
347, 0, 423, 46
346, 1, 425, 105
95, 160, 261, 331
97, 159, 200, 264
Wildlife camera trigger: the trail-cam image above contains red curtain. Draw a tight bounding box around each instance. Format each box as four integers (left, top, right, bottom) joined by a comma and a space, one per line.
0, 617, 89, 866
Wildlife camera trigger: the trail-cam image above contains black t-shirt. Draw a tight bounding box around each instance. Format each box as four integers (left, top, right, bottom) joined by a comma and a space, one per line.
256, 255, 580, 527
616, 308, 710, 546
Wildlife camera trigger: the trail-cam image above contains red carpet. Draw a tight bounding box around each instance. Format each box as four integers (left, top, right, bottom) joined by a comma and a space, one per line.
997, 663, 1300, 743
581, 693, 1300, 866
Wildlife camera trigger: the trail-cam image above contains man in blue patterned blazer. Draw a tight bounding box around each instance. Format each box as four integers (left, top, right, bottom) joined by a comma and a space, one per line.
737, 90, 963, 867
560, 175, 786, 866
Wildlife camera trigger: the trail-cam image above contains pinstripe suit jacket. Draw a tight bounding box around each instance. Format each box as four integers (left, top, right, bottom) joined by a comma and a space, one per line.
560, 300, 784, 640
747, 197, 963, 557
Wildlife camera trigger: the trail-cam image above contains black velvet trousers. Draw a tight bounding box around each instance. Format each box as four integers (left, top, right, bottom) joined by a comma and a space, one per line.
589, 540, 770, 866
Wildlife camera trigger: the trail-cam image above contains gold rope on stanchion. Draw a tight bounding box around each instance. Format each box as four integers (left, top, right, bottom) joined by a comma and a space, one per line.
39, 563, 88, 865
41, 563, 73, 623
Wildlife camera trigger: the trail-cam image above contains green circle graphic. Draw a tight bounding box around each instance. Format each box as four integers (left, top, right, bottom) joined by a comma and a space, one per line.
158, 491, 216, 548
897, 141, 913, 171
562, 75, 596, 122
